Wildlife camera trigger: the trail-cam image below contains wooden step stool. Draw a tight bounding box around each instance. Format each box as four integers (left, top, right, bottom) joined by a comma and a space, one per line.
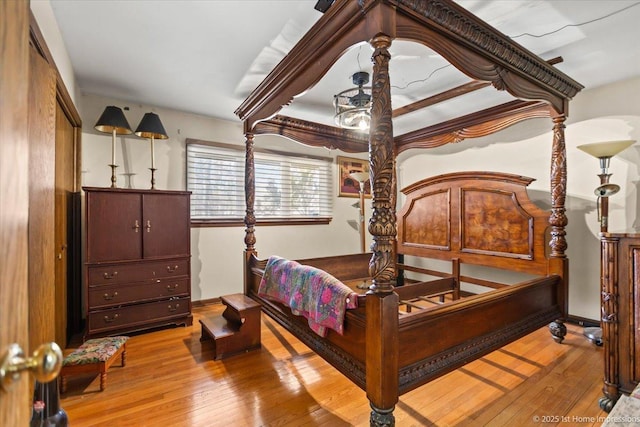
60, 336, 128, 392
200, 293, 261, 360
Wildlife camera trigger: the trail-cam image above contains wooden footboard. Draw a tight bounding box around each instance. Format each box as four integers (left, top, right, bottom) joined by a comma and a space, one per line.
245, 253, 561, 397
396, 275, 562, 393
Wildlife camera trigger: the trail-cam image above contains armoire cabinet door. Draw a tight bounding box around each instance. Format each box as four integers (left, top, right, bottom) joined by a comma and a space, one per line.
86, 191, 142, 262
142, 193, 190, 259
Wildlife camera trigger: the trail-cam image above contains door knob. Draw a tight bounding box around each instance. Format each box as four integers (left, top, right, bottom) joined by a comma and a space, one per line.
0, 342, 63, 392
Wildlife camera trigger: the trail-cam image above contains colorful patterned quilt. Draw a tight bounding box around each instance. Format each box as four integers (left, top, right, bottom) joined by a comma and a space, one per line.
258, 256, 358, 337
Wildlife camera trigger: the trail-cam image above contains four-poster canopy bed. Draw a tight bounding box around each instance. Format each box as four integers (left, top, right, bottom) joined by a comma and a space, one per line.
234, 1, 583, 425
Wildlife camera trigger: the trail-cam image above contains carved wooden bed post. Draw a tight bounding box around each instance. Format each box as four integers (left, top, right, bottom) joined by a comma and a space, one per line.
243, 130, 257, 294
366, 33, 399, 427
548, 113, 569, 343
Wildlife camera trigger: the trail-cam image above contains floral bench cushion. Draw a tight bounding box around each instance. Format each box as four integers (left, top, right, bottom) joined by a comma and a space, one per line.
63, 336, 129, 366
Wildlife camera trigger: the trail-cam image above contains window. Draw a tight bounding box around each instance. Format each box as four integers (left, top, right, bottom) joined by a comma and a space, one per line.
186, 141, 333, 225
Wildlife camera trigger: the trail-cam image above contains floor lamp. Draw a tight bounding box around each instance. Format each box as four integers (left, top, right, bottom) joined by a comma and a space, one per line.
577, 139, 635, 345
350, 171, 370, 289
349, 171, 369, 252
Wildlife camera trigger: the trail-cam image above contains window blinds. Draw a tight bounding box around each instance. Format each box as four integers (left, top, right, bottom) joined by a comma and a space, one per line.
187, 143, 333, 221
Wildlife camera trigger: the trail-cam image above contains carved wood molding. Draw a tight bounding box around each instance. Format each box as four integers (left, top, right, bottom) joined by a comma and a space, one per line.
236, 0, 582, 129
395, 0, 583, 109
395, 100, 550, 153
253, 101, 551, 156
254, 115, 368, 153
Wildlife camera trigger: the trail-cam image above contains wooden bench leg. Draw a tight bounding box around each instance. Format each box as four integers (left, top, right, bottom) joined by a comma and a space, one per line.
61, 376, 67, 393
121, 344, 127, 367
100, 370, 107, 391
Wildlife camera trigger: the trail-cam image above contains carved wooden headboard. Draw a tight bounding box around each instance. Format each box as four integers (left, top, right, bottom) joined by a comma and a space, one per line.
396, 171, 550, 275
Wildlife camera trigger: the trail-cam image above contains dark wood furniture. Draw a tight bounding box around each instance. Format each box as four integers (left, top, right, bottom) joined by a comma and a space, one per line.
235, 1, 583, 425
83, 187, 192, 338
60, 336, 128, 392
200, 293, 262, 360
600, 233, 640, 411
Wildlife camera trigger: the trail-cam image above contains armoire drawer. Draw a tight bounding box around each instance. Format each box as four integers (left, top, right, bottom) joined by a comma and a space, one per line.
88, 278, 190, 309
87, 296, 190, 334
87, 258, 189, 286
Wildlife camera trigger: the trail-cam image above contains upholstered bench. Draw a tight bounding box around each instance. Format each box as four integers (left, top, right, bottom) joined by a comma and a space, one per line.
60, 336, 129, 392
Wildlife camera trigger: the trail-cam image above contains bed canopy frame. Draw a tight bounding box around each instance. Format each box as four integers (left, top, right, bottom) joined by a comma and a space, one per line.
235, 1, 583, 425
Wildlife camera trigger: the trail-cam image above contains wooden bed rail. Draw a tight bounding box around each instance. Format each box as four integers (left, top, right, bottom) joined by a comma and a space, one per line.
244, 252, 562, 399
396, 275, 562, 393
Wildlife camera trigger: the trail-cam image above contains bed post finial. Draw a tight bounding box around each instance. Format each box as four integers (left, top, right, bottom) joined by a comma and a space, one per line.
244, 132, 256, 252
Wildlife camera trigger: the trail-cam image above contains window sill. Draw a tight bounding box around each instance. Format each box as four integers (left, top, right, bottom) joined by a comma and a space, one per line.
191, 218, 332, 227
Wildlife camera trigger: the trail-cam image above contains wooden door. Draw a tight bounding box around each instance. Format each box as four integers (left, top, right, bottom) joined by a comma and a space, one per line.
28, 44, 57, 351
55, 102, 76, 347
0, 1, 31, 424
86, 191, 143, 262
143, 193, 190, 258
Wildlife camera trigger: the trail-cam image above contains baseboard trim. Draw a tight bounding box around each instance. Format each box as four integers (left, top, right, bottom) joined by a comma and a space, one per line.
566, 315, 599, 328
192, 297, 222, 308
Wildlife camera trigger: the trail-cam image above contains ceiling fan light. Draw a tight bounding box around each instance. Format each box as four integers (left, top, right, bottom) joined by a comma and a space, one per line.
358, 115, 369, 131
334, 72, 372, 131
335, 107, 370, 131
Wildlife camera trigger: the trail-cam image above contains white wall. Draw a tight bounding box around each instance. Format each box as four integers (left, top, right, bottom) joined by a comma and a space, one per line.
397, 76, 640, 319
30, 0, 77, 104
79, 94, 371, 302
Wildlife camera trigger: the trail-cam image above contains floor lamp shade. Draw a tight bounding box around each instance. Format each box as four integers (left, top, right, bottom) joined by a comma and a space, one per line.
576, 140, 635, 159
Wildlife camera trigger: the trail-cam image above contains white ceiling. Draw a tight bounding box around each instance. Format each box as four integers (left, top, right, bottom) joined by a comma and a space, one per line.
50, 0, 640, 134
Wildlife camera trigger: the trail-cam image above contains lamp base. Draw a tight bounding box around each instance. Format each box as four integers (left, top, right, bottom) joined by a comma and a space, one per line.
109, 164, 118, 188
149, 168, 157, 190
584, 326, 603, 346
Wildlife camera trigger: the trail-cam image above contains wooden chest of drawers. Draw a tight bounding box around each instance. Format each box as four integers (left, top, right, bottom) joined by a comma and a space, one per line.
84, 187, 192, 338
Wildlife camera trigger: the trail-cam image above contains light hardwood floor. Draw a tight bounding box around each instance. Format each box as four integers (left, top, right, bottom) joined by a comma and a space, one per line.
60, 304, 608, 426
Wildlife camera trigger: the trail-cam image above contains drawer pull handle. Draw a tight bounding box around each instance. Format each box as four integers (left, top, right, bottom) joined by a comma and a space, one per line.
104, 314, 120, 323
146, 220, 151, 233
103, 291, 119, 301
103, 271, 118, 280
167, 284, 179, 292
133, 220, 140, 233
167, 265, 179, 273
168, 303, 180, 312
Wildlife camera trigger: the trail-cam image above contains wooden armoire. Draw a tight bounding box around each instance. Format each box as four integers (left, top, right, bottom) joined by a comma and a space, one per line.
83, 187, 192, 338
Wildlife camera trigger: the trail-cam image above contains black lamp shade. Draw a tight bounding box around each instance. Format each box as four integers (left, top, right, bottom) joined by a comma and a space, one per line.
135, 113, 168, 139
94, 106, 133, 134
